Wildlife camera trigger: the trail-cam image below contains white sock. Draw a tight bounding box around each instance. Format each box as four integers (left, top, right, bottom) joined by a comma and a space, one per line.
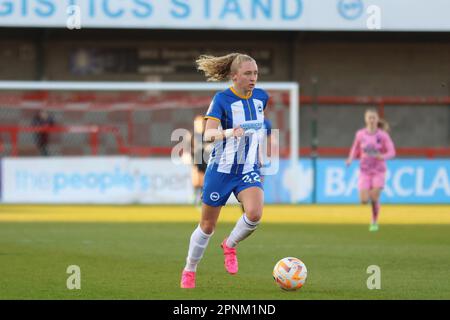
184, 225, 213, 272
226, 214, 260, 248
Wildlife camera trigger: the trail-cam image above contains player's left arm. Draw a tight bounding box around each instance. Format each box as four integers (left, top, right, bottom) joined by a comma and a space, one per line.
265, 120, 272, 159
266, 134, 272, 158
380, 132, 396, 160
258, 131, 272, 168
259, 110, 272, 167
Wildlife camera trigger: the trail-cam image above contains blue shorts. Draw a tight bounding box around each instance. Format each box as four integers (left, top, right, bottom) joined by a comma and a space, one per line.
202, 168, 263, 207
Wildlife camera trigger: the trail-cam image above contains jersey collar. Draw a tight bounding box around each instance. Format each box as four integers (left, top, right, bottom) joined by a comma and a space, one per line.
230, 86, 253, 100
365, 128, 379, 135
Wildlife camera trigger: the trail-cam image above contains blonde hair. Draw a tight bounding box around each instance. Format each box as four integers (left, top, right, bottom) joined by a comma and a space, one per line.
365, 108, 390, 132
195, 53, 255, 82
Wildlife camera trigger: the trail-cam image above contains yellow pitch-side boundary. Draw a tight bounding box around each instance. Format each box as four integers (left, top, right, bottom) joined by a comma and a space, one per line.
0, 205, 449, 224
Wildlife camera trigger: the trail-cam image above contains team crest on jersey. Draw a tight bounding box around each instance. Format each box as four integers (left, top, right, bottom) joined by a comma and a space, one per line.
210, 192, 220, 201
253, 99, 264, 113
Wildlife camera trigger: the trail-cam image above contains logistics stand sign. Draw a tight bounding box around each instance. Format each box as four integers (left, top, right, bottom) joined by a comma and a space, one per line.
0, 0, 449, 31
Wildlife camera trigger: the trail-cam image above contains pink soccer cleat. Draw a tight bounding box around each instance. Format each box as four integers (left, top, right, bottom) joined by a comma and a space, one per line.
221, 238, 238, 275
180, 270, 196, 289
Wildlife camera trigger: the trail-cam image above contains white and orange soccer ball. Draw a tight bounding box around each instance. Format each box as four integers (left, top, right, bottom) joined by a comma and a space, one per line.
273, 257, 307, 291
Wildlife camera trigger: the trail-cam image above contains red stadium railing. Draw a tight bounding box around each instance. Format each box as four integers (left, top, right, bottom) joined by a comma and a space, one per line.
0, 95, 448, 158
0, 125, 449, 158
0, 125, 124, 156
296, 96, 450, 118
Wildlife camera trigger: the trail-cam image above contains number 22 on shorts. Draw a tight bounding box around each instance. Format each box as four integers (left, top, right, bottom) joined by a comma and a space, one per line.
242, 172, 261, 183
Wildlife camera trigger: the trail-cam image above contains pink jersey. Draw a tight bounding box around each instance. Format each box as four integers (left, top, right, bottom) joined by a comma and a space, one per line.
349, 128, 396, 174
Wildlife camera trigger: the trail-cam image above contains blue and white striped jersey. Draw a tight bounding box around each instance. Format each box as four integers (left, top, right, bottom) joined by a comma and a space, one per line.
204, 87, 269, 175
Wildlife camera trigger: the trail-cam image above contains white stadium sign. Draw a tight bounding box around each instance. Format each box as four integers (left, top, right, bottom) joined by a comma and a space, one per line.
0, 0, 449, 31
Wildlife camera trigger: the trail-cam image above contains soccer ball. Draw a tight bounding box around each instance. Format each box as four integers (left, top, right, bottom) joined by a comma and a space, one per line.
273, 257, 307, 291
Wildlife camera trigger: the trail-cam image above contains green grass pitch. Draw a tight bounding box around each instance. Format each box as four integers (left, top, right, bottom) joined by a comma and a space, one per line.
0, 220, 449, 299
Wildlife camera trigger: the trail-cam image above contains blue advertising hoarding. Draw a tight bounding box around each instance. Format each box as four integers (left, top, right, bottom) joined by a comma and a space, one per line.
1, 157, 448, 204
264, 159, 313, 204
264, 158, 450, 204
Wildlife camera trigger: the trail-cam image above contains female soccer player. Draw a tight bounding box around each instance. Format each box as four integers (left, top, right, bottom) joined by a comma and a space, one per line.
191, 115, 211, 208
346, 108, 396, 232
180, 53, 269, 288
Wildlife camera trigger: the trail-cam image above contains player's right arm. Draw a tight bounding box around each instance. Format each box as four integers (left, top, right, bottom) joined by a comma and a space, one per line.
346, 131, 361, 166
203, 119, 244, 142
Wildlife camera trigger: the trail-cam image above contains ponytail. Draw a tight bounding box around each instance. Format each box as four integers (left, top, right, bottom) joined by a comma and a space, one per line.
377, 118, 390, 132
195, 53, 255, 82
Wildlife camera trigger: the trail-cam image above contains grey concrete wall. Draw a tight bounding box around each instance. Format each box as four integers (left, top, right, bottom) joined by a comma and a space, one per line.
294, 42, 450, 97
291, 34, 450, 149
0, 41, 37, 80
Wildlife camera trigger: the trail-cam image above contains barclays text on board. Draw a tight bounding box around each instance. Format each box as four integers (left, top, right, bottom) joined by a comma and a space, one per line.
0, 0, 449, 31
314, 159, 450, 204
264, 159, 450, 204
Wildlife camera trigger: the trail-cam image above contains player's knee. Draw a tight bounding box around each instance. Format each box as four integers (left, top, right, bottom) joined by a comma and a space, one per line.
360, 198, 370, 205
245, 208, 262, 223
199, 221, 216, 235
369, 192, 379, 202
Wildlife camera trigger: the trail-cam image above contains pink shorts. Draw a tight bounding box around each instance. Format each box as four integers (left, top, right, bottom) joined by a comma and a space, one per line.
359, 172, 385, 190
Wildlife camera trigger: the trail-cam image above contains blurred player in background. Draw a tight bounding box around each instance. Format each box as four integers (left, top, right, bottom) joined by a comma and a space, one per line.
31, 110, 55, 156
346, 108, 396, 232
181, 53, 269, 288
191, 115, 212, 209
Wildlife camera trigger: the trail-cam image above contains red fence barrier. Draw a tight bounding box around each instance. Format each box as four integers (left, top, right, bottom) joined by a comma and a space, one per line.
1, 125, 448, 158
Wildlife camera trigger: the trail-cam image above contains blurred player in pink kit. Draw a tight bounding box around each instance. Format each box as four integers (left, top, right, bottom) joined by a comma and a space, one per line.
346, 109, 396, 232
